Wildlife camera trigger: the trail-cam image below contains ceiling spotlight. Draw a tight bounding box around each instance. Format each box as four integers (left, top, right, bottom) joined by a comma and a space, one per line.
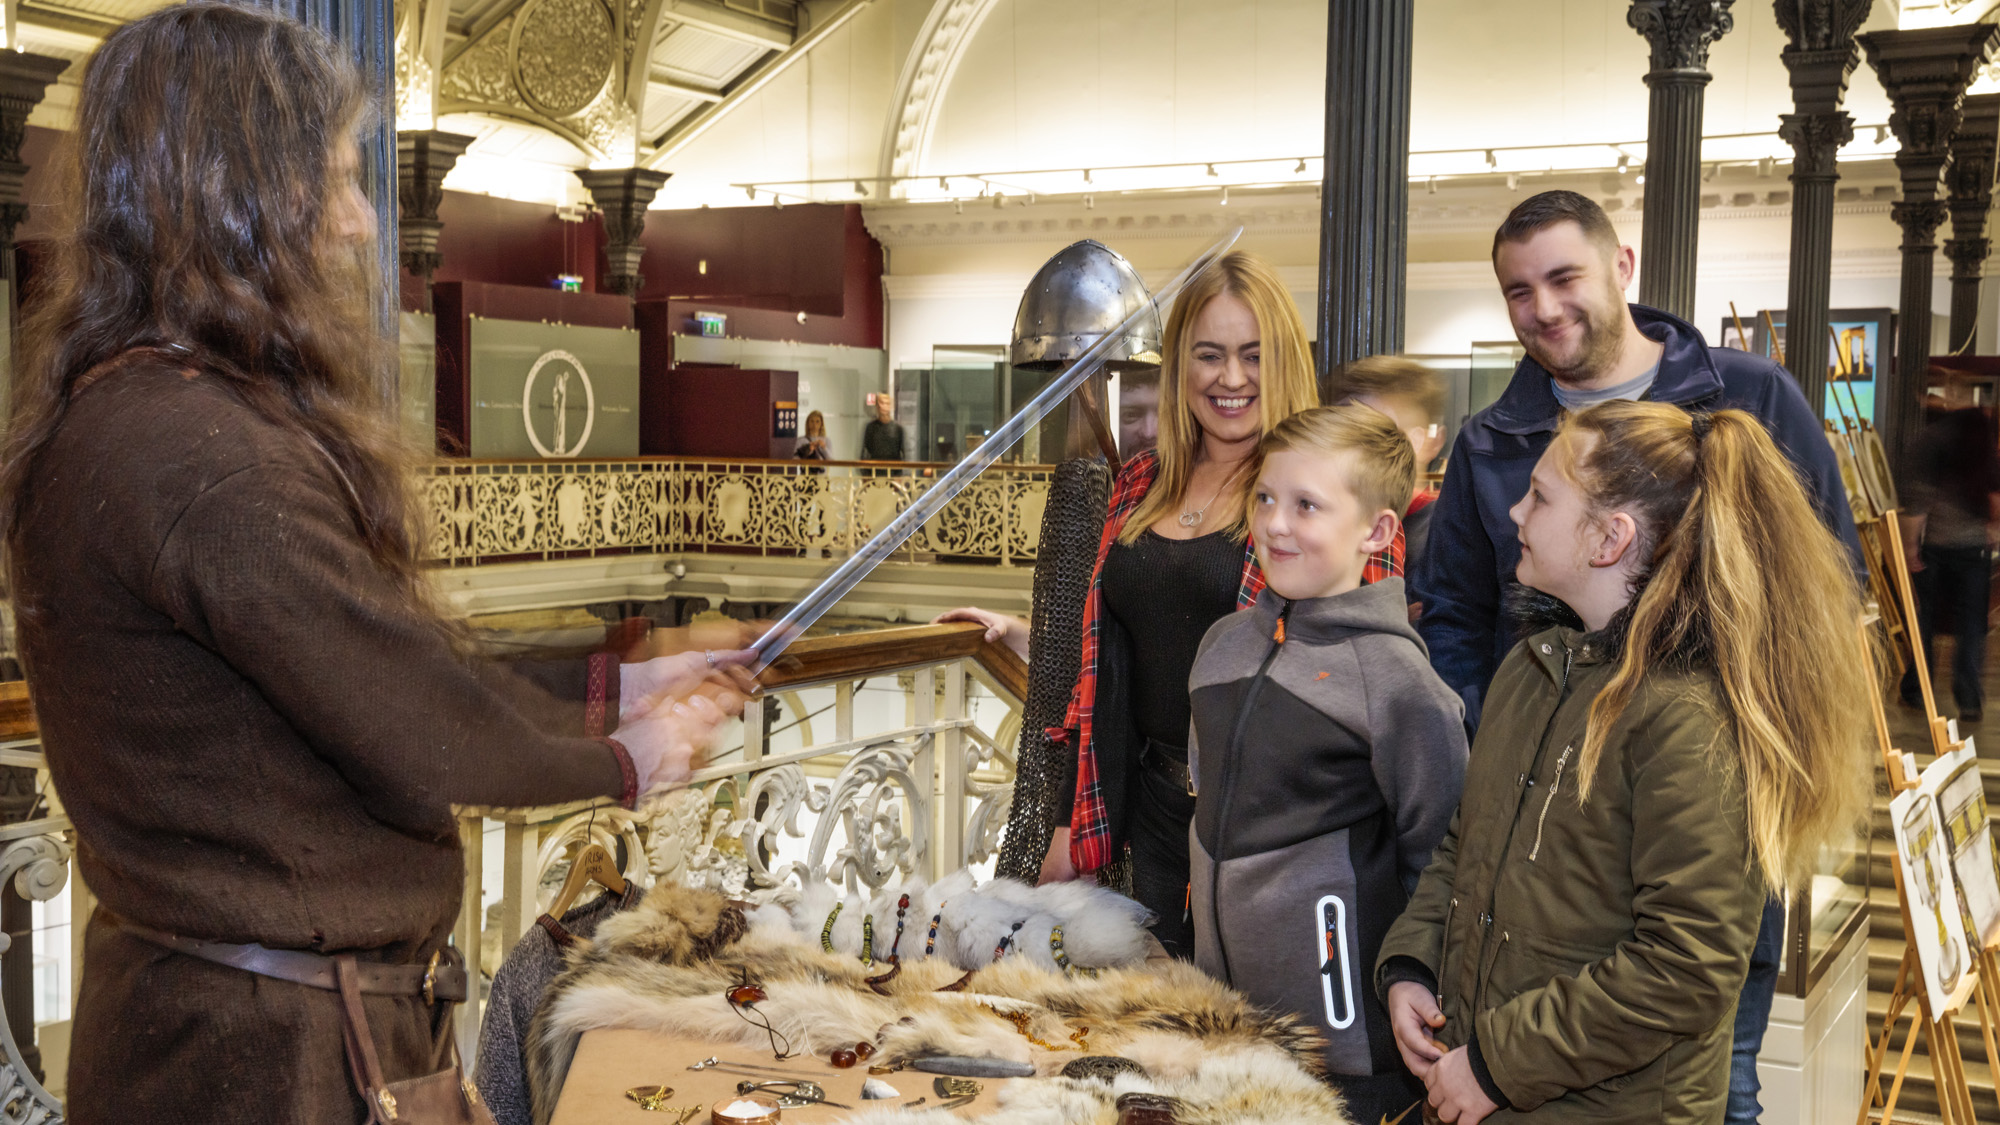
854, 180, 869, 197
1616, 153, 1629, 173
1484, 149, 1497, 168
993, 192, 1004, 208
1757, 156, 1776, 178
1506, 173, 1519, 191
1427, 175, 1438, 194
773, 197, 783, 210
796, 311, 807, 324
954, 199, 964, 214
1295, 158, 1307, 173
1084, 168, 1093, 184
1701, 163, 1716, 182
1220, 186, 1230, 205
939, 176, 949, 189
1206, 163, 1218, 177
1085, 194, 1095, 210
745, 186, 757, 200
1876, 124, 1890, 144
697, 259, 708, 275
1635, 173, 1646, 185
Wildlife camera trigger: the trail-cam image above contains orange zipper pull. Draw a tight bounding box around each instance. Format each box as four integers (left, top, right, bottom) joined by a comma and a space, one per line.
1274, 617, 1286, 644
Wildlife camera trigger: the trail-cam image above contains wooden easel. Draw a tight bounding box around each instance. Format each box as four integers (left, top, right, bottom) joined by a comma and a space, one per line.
1826, 327, 1912, 672
1858, 516, 1997, 1124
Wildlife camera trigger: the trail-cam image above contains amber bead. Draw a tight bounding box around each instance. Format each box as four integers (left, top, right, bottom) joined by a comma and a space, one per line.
829, 1048, 858, 1069
853, 1041, 876, 1060
727, 984, 767, 1006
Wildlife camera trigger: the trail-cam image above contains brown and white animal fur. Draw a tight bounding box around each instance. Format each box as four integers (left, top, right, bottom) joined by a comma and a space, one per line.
524, 883, 1343, 1124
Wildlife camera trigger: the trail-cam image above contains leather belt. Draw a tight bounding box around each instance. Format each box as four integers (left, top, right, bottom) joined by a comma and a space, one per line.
105, 914, 468, 1004
1140, 741, 1195, 796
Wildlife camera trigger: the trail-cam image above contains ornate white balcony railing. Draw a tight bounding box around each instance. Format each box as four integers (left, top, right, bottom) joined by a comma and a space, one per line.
449, 622, 1026, 1058
423, 458, 1053, 567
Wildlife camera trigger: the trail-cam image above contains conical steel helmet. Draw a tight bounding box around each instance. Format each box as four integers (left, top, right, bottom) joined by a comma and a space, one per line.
1009, 240, 1164, 371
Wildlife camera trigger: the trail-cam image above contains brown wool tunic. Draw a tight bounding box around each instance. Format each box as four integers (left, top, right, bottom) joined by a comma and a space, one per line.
11, 357, 632, 1124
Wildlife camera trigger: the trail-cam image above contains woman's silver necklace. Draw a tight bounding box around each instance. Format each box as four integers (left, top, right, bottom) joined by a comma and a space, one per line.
1178, 463, 1245, 528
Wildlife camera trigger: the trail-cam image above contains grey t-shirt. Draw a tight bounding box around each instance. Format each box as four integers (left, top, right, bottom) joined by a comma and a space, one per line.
1550, 361, 1659, 413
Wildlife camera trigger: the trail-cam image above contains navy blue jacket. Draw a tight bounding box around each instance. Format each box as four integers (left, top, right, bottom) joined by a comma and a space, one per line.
1411, 304, 1864, 730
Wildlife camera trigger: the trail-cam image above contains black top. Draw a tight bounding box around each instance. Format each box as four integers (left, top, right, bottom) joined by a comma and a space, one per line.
862, 419, 904, 460
1101, 527, 1243, 750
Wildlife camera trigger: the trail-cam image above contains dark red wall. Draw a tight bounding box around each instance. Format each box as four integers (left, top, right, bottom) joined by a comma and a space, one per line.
406, 194, 881, 349
432, 280, 634, 453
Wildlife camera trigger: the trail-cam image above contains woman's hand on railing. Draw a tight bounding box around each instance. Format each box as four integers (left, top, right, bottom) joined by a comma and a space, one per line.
933, 607, 1030, 660
617, 681, 749, 793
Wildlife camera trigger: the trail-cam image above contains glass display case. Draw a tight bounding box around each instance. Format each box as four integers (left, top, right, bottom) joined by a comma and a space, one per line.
1778, 793, 1872, 997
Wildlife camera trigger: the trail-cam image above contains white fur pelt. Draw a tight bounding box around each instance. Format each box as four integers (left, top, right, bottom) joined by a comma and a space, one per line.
524, 882, 1342, 1125
785, 872, 1152, 972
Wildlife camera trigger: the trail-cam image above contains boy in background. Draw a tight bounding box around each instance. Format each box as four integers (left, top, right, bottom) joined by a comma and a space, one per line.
1328, 356, 1446, 583
1187, 406, 1467, 1124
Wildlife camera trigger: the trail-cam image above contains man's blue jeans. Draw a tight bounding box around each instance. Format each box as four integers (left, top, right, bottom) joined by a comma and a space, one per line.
1728, 897, 1785, 1124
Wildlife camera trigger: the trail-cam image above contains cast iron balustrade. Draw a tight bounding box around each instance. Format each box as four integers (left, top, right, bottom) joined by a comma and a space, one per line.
422, 457, 1053, 568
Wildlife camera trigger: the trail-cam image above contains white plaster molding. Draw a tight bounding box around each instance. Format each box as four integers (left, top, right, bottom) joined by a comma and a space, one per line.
882, 272, 1033, 300
875, 0, 1005, 190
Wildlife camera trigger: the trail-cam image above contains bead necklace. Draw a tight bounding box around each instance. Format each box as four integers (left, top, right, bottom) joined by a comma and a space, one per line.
861, 915, 876, 967
885, 894, 910, 963
991, 920, 1025, 961
925, 907, 946, 957
1049, 925, 1098, 979
819, 902, 842, 955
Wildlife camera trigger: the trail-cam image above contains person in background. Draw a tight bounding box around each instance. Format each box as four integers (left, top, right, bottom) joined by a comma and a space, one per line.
1119, 368, 1162, 456
1411, 189, 1861, 1125
1189, 406, 1466, 1122
795, 409, 831, 460
1382, 403, 1873, 1125
1326, 355, 1447, 586
862, 393, 905, 461
1900, 378, 2000, 724
0, 7, 751, 1122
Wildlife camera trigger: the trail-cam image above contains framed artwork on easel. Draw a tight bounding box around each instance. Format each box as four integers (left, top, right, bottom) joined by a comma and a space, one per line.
1723, 307, 1894, 427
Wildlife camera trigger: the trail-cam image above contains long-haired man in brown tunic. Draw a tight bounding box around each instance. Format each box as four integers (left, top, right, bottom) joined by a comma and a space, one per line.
0, 7, 750, 1121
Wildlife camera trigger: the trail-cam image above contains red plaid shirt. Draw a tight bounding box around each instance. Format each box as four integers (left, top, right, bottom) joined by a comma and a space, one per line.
1057, 450, 1401, 873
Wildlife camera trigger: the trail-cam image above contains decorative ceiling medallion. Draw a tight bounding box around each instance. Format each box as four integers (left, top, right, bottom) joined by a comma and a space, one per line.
513, 0, 615, 119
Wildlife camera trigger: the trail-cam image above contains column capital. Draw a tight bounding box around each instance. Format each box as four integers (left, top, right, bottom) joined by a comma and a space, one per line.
1629, 0, 1736, 75
1860, 24, 2000, 162
395, 129, 474, 284
0, 52, 65, 246
575, 167, 673, 299
1779, 111, 1854, 179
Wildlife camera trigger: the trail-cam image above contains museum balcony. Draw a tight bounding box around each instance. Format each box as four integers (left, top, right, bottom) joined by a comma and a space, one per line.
421, 454, 1043, 628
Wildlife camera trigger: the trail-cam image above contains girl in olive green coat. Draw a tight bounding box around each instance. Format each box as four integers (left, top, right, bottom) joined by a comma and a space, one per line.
1376, 402, 1874, 1124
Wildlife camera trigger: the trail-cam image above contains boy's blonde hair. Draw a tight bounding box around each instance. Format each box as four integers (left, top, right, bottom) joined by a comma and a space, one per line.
1252, 405, 1415, 521
1327, 355, 1446, 423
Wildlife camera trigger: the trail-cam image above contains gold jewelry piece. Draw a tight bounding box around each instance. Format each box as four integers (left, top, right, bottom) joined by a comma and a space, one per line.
981, 1003, 1088, 1051
625, 1085, 675, 1111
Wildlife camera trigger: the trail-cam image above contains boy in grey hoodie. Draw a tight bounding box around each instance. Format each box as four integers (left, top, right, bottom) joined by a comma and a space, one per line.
1189, 406, 1467, 1123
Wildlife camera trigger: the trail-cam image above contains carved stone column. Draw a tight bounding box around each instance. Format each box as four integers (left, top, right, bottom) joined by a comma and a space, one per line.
574, 169, 672, 299
1628, 1, 1737, 320
1774, 0, 1870, 420
1945, 94, 2000, 354
1859, 23, 2000, 464
0, 51, 63, 1083
396, 130, 473, 313
1313, 0, 1414, 389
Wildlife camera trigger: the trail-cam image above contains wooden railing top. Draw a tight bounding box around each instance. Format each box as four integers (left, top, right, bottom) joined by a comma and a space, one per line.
429, 455, 1057, 472
758, 621, 1027, 700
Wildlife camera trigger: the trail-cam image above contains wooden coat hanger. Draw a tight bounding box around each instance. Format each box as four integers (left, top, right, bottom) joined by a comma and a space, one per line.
546, 841, 628, 920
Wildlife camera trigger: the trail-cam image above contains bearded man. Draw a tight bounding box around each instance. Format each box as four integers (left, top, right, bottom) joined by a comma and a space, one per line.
1408, 189, 1860, 1125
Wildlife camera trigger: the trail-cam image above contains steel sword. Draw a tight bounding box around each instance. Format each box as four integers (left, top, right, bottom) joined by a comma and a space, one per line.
745, 227, 1244, 674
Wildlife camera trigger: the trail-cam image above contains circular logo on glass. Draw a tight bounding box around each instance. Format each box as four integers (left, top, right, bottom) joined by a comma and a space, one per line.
522, 349, 596, 457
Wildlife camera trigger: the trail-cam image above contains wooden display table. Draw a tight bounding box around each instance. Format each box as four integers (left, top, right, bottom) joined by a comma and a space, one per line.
551, 1031, 1002, 1122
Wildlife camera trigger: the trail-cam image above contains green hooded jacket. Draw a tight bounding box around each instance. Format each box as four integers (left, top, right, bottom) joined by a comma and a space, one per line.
1375, 617, 1764, 1123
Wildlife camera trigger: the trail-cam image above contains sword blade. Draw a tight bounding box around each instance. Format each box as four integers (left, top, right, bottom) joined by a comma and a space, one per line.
747, 227, 1243, 674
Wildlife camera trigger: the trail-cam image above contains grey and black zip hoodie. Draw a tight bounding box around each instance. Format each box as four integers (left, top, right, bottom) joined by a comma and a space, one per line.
1188, 578, 1468, 1080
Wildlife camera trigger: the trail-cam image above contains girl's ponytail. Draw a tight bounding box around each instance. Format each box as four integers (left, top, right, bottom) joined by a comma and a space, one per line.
1564, 402, 1873, 895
